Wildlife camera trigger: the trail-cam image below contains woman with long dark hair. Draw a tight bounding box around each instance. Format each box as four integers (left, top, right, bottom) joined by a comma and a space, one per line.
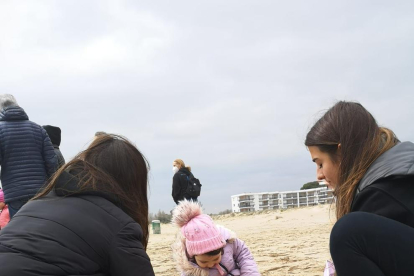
305, 101, 414, 276
0, 134, 155, 276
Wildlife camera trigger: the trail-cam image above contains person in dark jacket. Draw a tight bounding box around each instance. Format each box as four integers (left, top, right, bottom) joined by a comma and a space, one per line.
172, 159, 197, 204
0, 134, 155, 276
43, 125, 65, 169
0, 94, 57, 218
305, 101, 414, 276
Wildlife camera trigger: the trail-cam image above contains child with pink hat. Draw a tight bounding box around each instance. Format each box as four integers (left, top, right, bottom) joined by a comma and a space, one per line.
0, 189, 10, 230
172, 200, 260, 276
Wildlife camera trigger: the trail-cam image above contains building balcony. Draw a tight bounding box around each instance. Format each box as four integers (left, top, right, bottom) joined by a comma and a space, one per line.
238, 198, 254, 203
239, 205, 254, 209
240, 208, 254, 213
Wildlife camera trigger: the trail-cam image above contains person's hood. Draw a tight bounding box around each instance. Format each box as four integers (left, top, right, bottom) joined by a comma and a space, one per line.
172, 225, 236, 276
354, 141, 414, 198
43, 125, 61, 146
0, 106, 28, 121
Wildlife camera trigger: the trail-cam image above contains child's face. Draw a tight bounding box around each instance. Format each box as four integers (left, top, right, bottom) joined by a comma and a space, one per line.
194, 252, 222, 268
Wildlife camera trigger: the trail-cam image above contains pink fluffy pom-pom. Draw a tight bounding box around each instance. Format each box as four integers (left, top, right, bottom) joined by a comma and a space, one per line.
172, 200, 203, 227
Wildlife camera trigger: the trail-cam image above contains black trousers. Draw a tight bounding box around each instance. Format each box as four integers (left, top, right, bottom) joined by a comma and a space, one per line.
330, 212, 414, 276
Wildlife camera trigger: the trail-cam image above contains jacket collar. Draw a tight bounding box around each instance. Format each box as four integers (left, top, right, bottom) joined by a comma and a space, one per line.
0, 106, 29, 121
179, 168, 193, 177
355, 141, 414, 197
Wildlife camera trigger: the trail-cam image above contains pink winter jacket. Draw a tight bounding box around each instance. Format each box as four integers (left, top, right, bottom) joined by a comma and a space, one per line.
0, 205, 10, 229
172, 225, 261, 276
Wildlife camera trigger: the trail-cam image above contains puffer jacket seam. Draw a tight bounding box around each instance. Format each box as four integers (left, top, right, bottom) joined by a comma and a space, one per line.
0, 242, 67, 273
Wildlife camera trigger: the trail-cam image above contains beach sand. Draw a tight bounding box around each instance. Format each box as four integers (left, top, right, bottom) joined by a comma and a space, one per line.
147, 204, 335, 276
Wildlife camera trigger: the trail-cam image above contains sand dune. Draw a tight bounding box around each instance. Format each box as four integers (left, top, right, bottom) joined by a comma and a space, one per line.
147, 204, 335, 276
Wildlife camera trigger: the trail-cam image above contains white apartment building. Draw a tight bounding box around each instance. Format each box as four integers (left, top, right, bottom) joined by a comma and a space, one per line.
231, 187, 334, 213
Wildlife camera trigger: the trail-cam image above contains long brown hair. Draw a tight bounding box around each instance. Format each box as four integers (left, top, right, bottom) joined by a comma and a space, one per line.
305, 101, 398, 219
34, 134, 151, 248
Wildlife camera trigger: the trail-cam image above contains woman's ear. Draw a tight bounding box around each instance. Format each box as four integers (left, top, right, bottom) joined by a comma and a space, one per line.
335, 144, 342, 162
337, 143, 342, 154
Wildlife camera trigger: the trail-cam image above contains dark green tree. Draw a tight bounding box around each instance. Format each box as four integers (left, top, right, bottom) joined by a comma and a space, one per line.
300, 181, 320, 190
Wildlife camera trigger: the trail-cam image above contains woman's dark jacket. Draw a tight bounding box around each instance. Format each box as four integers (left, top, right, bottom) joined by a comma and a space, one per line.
0, 171, 155, 276
351, 141, 414, 228
172, 168, 194, 204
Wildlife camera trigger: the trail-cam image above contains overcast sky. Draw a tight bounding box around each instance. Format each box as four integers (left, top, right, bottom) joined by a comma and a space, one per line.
1, 1, 413, 214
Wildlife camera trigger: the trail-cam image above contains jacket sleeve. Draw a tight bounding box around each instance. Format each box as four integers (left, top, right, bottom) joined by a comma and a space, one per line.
351, 186, 413, 226
109, 222, 155, 276
172, 174, 182, 204
56, 149, 65, 169
232, 238, 260, 276
42, 128, 58, 177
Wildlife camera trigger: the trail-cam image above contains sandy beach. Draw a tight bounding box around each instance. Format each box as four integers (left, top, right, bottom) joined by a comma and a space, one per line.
147, 204, 335, 276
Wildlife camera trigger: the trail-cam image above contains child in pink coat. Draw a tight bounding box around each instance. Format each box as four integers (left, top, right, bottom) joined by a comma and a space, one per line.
172, 200, 260, 276
0, 190, 10, 229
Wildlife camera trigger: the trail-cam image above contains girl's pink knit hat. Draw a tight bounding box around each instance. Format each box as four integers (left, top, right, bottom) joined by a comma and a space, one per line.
0, 190, 4, 203
172, 200, 225, 257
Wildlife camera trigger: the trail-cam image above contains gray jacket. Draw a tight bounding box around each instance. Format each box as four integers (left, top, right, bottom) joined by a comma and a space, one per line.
351, 141, 414, 228
354, 141, 414, 197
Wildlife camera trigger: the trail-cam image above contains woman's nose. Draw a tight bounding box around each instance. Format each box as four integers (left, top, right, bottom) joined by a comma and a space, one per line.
317, 168, 324, 181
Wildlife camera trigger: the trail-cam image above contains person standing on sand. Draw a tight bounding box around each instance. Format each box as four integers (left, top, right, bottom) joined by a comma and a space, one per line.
305, 101, 414, 276
0, 94, 57, 218
43, 125, 65, 169
172, 159, 198, 204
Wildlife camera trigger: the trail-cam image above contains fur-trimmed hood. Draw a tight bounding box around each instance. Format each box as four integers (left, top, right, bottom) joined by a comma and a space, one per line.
172, 225, 237, 276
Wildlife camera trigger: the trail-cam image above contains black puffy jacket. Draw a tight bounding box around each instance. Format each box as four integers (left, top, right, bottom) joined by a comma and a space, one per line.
0, 171, 155, 276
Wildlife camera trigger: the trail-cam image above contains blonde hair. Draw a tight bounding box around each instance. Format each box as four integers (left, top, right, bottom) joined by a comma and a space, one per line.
174, 159, 191, 172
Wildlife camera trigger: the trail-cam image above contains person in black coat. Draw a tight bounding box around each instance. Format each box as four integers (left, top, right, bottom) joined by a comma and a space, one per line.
43, 125, 65, 169
172, 159, 197, 204
305, 101, 414, 276
0, 134, 155, 276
